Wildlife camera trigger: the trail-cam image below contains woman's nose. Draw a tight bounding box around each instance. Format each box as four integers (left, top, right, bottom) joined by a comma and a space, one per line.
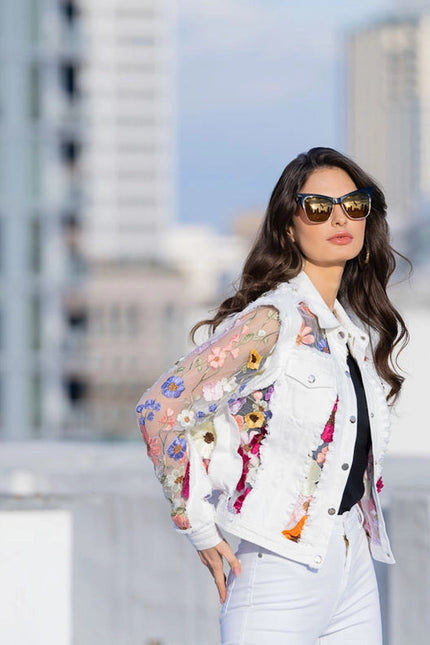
331, 203, 347, 224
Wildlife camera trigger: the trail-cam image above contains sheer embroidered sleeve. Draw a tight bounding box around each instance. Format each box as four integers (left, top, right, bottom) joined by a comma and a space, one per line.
135, 305, 280, 550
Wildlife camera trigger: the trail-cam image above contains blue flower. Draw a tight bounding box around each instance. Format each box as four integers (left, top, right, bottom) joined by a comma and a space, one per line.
147, 411, 155, 421
197, 411, 206, 419
209, 403, 217, 413
167, 437, 187, 460
265, 410, 273, 420
161, 376, 186, 399
139, 417, 146, 425
318, 339, 329, 353
136, 404, 144, 413
154, 402, 161, 411
144, 399, 156, 409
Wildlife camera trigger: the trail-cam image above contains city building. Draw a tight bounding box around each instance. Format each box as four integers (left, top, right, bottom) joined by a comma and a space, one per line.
346, 10, 430, 236
0, 0, 176, 439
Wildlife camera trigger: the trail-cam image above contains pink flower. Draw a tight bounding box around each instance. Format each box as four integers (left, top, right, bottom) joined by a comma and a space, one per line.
182, 462, 190, 500
202, 380, 224, 401
376, 476, 384, 493
172, 513, 191, 530
207, 346, 226, 369
321, 423, 334, 443
161, 407, 175, 429
296, 321, 315, 346
233, 487, 251, 513
316, 445, 329, 464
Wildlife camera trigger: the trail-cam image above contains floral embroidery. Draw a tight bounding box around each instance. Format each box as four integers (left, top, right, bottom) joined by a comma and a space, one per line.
228, 383, 275, 514
161, 376, 186, 399
207, 347, 226, 369
376, 476, 384, 493
166, 437, 187, 461
283, 397, 338, 542
295, 302, 330, 354
135, 306, 280, 530
247, 349, 262, 370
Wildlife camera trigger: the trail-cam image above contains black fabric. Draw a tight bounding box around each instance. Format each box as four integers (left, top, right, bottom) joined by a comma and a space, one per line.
338, 348, 372, 515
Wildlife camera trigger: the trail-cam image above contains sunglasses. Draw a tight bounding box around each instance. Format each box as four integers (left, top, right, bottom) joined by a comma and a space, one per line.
295, 187, 373, 223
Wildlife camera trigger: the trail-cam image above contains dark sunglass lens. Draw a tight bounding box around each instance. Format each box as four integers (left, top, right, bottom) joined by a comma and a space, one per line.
304, 197, 332, 222
342, 192, 370, 219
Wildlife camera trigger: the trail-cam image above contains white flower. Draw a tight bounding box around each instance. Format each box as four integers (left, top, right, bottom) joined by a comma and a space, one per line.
177, 409, 196, 429
202, 380, 224, 401
192, 423, 217, 459
164, 469, 185, 493
221, 376, 237, 393
257, 329, 266, 337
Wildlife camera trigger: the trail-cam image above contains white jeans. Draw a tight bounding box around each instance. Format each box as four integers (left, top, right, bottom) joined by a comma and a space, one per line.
220, 503, 382, 644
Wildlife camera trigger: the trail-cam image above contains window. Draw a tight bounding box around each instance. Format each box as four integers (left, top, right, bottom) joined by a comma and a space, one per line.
31, 371, 42, 430
30, 295, 41, 351
60, 1, 80, 26
59, 62, 80, 101
29, 64, 41, 120
29, 217, 42, 273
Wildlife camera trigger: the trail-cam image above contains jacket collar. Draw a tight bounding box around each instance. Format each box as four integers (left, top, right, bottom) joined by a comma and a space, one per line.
284, 270, 370, 350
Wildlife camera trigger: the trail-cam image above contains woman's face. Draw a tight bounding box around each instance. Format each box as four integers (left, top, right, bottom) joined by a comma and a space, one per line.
289, 166, 366, 270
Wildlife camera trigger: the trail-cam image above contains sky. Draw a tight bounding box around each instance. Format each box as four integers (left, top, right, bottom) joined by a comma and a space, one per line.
176, 0, 394, 232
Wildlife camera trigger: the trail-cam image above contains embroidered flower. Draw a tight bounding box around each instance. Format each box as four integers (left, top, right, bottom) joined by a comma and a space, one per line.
376, 476, 384, 493
244, 410, 265, 429
296, 321, 315, 346
192, 422, 216, 459
221, 376, 237, 393
166, 437, 187, 461
165, 468, 185, 493
182, 462, 190, 499
318, 338, 330, 353
228, 397, 246, 415
207, 346, 226, 369
160, 408, 175, 429
177, 409, 196, 429
161, 376, 185, 399
247, 349, 261, 370
264, 386, 275, 401
202, 380, 224, 401
147, 436, 161, 459
171, 513, 191, 530
208, 403, 217, 413
257, 328, 266, 337
136, 403, 144, 413
233, 487, 252, 513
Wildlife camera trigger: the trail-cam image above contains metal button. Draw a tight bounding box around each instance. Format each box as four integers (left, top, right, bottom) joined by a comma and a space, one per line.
349, 415, 356, 423
258, 552, 263, 558
342, 463, 349, 470
370, 412, 374, 418
314, 555, 322, 564
328, 507, 336, 515
307, 374, 315, 383
345, 370, 350, 377
361, 335, 366, 341
338, 331, 345, 339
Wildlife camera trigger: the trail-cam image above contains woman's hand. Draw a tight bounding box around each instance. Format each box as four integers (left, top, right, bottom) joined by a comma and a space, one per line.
198, 539, 241, 604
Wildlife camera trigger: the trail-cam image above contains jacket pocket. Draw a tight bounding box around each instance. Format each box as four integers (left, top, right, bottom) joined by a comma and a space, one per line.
284, 353, 336, 427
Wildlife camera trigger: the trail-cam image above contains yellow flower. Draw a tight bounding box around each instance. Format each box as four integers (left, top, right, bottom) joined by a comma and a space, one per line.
244, 410, 265, 429
247, 349, 261, 370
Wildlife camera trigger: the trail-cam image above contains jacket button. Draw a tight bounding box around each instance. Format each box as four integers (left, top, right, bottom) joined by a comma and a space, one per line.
328, 507, 336, 515
307, 374, 315, 383
345, 370, 350, 377
370, 412, 374, 418
342, 463, 349, 470
349, 415, 356, 423
314, 555, 322, 564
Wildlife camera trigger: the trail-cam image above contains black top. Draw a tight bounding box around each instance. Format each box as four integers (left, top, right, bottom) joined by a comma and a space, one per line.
338, 347, 372, 515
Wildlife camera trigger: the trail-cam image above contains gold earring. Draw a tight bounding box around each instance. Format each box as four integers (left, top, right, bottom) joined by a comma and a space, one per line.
358, 244, 370, 268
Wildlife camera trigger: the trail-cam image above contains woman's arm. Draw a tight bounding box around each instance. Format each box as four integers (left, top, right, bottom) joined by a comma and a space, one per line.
136, 305, 280, 548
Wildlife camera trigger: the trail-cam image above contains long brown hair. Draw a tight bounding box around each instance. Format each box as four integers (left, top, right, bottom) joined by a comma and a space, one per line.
192, 147, 410, 403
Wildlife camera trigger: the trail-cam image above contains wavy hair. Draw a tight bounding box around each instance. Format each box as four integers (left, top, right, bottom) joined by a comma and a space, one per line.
192, 147, 410, 403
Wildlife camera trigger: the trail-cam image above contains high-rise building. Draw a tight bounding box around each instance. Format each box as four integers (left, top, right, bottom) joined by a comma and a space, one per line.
80, 0, 176, 261
0, 0, 176, 438
346, 11, 430, 232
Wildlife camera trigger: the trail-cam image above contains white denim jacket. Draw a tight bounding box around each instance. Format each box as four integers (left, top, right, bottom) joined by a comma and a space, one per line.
136, 270, 395, 569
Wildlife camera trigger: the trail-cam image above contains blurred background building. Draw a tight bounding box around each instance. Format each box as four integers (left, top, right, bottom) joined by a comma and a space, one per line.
1, 0, 430, 643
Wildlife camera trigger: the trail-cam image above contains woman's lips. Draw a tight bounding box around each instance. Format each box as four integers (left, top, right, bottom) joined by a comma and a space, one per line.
328, 233, 353, 245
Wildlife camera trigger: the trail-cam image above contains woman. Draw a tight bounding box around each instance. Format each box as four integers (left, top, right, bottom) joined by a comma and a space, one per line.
136, 147, 409, 644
